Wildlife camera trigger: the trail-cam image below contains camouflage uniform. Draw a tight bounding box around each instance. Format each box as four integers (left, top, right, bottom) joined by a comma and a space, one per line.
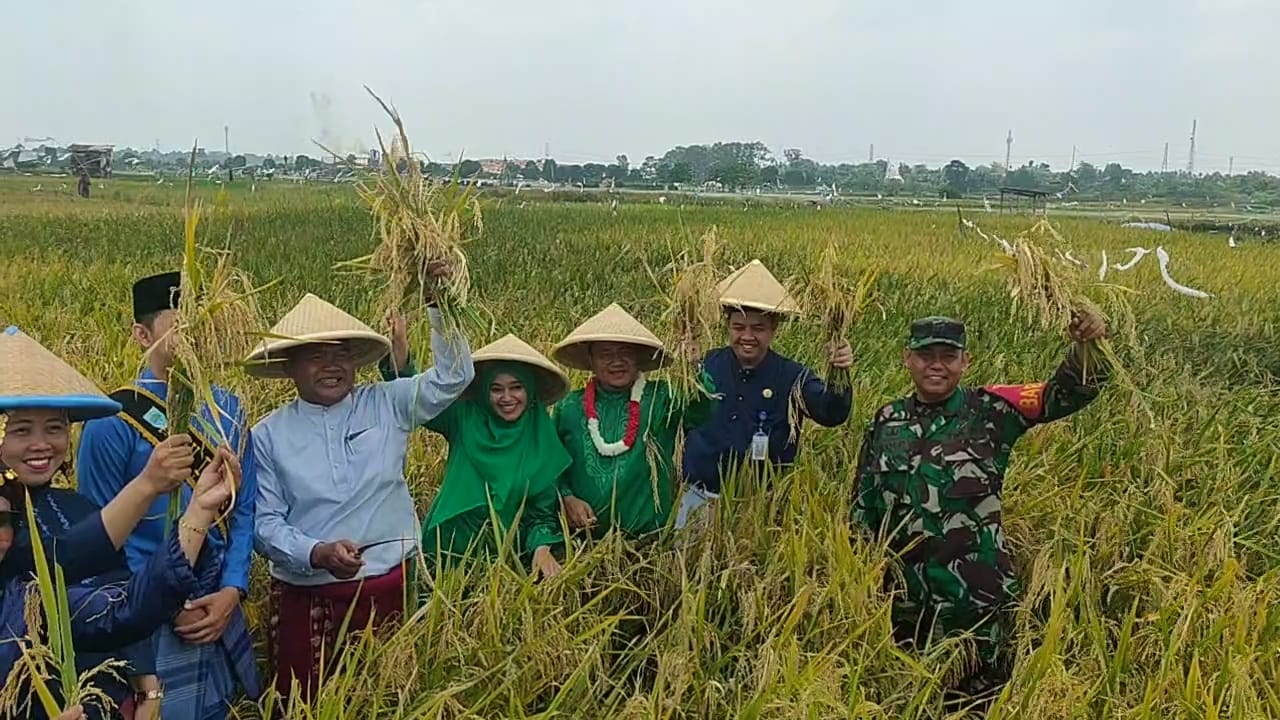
852, 317, 1109, 697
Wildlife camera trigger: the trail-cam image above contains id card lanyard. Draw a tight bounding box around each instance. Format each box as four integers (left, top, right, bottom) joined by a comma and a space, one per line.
750, 410, 769, 461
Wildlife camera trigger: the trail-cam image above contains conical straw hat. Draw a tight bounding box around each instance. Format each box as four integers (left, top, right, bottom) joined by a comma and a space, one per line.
551, 303, 668, 372
244, 293, 392, 379
0, 326, 120, 423
716, 259, 801, 315
472, 334, 570, 405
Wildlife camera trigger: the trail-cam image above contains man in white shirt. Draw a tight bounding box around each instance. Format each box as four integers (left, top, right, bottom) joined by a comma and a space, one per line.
246, 279, 473, 702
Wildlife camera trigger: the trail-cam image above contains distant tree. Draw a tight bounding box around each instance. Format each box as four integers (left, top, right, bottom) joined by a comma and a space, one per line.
783, 148, 804, 166
640, 155, 659, 181
262, 157, 277, 171
541, 158, 558, 182
229, 154, 248, 169
660, 161, 694, 185
457, 159, 482, 178
522, 160, 540, 179
941, 159, 970, 198
615, 154, 629, 171
293, 154, 314, 172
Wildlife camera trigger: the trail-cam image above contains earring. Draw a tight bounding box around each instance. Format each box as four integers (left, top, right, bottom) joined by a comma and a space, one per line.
49, 464, 72, 490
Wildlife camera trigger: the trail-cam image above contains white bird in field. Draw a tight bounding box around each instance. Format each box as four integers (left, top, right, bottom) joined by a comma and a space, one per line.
1228, 235, 1237, 248
983, 197, 993, 213
156, 177, 163, 184
1155, 247, 1212, 299
59, 183, 68, 191
1112, 247, 1150, 271
30, 184, 41, 192
515, 181, 524, 195
658, 195, 667, 204
1098, 250, 1108, 281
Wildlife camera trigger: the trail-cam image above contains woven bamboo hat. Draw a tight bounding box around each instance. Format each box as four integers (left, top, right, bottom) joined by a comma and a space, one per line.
472, 334, 570, 404
244, 293, 391, 379
551, 303, 668, 372
716, 259, 801, 316
0, 326, 120, 422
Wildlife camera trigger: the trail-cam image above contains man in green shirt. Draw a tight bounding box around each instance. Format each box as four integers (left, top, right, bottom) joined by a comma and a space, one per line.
550, 303, 717, 539
852, 311, 1109, 708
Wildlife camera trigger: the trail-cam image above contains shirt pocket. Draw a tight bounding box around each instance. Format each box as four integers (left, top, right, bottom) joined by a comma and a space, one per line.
939, 443, 1002, 503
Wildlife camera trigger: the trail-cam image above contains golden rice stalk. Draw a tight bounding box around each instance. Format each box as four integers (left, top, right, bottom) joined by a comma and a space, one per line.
643, 227, 723, 405
163, 144, 275, 534
985, 218, 1149, 422
0, 492, 123, 718
801, 239, 878, 395
334, 86, 483, 343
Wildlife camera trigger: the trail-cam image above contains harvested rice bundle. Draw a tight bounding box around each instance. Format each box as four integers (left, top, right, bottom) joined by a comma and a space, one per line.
336, 86, 483, 342
990, 218, 1135, 388
644, 227, 722, 402
800, 239, 877, 395
165, 145, 273, 531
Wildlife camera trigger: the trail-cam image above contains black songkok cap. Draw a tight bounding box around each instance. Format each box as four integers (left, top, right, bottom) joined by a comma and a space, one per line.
132, 272, 180, 321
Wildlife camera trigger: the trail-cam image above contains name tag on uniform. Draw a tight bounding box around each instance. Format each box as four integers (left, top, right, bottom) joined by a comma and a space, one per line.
143, 407, 168, 430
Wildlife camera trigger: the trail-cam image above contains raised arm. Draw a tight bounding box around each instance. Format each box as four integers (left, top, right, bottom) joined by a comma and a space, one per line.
252, 428, 324, 578
676, 367, 720, 431
796, 367, 853, 428
385, 308, 476, 430
220, 424, 257, 595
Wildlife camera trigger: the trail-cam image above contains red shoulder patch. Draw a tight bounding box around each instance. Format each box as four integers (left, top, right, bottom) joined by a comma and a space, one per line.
984, 383, 1046, 420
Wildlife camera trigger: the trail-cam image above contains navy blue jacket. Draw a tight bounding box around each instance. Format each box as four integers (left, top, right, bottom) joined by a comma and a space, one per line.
682, 347, 852, 493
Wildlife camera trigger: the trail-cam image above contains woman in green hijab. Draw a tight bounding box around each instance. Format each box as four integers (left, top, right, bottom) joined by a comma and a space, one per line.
412, 334, 571, 579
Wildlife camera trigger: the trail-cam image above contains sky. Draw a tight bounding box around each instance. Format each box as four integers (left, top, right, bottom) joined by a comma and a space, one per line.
3, 0, 1277, 173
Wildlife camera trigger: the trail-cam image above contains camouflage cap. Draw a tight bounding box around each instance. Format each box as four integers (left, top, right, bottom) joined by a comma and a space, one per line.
907, 316, 966, 350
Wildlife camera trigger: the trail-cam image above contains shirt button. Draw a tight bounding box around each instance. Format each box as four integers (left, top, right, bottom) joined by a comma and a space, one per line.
730, 414, 739, 421
737, 395, 744, 401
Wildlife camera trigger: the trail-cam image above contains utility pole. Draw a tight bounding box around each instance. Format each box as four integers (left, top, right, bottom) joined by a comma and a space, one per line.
868, 144, 874, 162
1186, 119, 1197, 174
1228, 156, 1234, 175
1069, 145, 1077, 172
224, 125, 230, 156
1161, 142, 1169, 173
1004, 130, 1013, 180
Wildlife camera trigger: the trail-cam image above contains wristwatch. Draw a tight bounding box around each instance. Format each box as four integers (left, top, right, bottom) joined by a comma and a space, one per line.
136, 688, 165, 702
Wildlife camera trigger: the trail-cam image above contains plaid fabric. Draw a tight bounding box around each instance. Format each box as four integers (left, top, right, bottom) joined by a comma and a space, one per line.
154, 607, 261, 720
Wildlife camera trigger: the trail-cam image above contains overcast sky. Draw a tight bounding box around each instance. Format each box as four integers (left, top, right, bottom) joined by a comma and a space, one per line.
3, 0, 1276, 173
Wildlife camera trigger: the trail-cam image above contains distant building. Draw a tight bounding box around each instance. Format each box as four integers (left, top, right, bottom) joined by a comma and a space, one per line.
68, 144, 114, 177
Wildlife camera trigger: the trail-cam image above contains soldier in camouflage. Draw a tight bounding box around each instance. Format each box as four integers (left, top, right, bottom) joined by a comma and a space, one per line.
852, 311, 1108, 704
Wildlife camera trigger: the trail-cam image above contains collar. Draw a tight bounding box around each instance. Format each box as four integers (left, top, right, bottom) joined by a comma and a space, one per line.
730, 347, 777, 378
295, 391, 354, 415
905, 388, 965, 416
138, 367, 168, 401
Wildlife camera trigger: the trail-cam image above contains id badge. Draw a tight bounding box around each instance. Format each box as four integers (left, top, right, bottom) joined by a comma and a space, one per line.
750, 431, 769, 461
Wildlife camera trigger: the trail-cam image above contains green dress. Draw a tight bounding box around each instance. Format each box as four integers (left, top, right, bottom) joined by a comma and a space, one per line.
553, 373, 717, 538
415, 362, 570, 572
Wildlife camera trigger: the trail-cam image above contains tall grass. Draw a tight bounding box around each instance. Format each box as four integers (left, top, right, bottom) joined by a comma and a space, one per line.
0, 179, 1277, 718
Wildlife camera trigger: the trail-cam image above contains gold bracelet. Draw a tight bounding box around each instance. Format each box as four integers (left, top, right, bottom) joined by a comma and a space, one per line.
179, 519, 208, 535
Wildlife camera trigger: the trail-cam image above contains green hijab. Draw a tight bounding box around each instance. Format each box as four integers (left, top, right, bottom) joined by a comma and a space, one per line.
425, 361, 571, 530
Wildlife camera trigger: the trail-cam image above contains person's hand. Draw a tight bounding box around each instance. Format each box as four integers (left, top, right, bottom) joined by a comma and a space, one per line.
1068, 307, 1107, 343
190, 446, 238, 516
561, 495, 597, 530
678, 338, 703, 365
139, 434, 195, 494
420, 259, 453, 306
828, 339, 853, 370
174, 586, 241, 644
385, 311, 410, 370
311, 540, 364, 579
54, 706, 85, 720
530, 545, 562, 580
133, 697, 160, 720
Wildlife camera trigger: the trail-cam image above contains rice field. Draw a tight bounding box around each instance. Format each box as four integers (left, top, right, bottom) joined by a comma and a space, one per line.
1, 175, 1278, 719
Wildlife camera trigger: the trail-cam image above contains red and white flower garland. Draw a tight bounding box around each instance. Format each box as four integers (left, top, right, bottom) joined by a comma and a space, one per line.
584, 372, 645, 457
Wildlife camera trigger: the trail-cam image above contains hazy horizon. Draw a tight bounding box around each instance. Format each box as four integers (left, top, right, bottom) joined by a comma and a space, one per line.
3, 0, 1276, 174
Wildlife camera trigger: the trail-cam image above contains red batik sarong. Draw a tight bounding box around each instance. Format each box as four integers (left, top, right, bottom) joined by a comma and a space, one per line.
266, 565, 405, 703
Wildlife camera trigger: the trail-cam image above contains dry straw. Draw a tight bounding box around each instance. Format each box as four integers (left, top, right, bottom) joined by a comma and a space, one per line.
333, 86, 484, 346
